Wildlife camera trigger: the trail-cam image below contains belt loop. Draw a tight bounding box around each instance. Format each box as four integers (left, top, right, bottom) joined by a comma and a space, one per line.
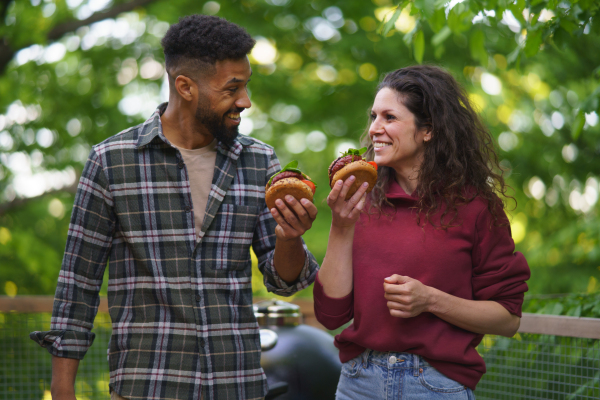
363, 349, 370, 368
413, 354, 419, 377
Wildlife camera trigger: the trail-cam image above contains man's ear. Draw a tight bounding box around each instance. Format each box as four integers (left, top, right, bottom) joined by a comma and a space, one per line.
174, 75, 196, 102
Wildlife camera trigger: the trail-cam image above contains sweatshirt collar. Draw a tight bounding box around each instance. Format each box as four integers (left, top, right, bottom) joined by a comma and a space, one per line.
386, 179, 419, 202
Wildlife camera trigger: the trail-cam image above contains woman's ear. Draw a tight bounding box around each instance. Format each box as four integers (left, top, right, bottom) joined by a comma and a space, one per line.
174, 75, 196, 102
422, 128, 433, 143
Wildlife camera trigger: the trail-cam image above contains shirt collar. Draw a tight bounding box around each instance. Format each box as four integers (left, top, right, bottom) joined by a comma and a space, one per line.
136, 102, 253, 155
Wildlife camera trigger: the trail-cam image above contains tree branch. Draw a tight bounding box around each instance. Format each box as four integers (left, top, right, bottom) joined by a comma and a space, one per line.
0, 180, 78, 216
47, 0, 158, 41
0, 0, 158, 73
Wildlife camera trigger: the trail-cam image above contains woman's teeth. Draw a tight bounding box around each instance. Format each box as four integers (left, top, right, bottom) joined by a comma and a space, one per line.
373, 142, 391, 148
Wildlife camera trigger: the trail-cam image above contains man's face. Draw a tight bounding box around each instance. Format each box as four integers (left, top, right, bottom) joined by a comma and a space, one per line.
195, 57, 252, 147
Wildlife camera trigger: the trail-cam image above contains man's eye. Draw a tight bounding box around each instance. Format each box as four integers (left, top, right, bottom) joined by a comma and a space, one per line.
229, 87, 238, 93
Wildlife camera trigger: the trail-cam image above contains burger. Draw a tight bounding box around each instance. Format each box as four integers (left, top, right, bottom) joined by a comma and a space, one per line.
328, 147, 377, 200
265, 160, 317, 210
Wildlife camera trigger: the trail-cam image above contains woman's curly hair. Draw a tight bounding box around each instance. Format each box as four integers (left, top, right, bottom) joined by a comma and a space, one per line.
362, 65, 512, 229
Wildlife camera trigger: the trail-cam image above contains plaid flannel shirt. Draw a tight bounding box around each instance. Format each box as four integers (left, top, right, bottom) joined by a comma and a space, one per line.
30, 104, 319, 400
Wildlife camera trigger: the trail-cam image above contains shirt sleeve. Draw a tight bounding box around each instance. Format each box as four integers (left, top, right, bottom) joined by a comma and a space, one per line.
30, 148, 114, 359
251, 149, 318, 296
312, 273, 354, 330
471, 205, 531, 317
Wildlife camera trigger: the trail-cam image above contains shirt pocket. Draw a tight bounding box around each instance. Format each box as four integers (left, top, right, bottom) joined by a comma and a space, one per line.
207, 204, 260, 271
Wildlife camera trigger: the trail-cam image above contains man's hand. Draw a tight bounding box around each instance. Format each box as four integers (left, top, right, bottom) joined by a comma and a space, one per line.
383, 275, 434, 318
270, 195, 318, 241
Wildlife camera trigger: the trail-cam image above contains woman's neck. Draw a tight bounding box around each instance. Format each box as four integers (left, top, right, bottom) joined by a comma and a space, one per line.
393, 165, 420, 195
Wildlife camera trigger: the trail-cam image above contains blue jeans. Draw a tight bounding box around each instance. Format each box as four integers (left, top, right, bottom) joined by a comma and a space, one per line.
336, 350, 475, 400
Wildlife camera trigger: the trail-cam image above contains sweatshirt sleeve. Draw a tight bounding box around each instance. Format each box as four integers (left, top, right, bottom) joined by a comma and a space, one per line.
471, 206, 531, 317
313, 272, 354, 330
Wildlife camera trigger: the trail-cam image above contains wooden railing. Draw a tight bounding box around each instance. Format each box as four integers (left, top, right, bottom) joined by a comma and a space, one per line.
2, 295, 600, 338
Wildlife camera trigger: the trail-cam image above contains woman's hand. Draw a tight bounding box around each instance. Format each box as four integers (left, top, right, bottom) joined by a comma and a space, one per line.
383, 275, 434, 318
327, 176, 369, 229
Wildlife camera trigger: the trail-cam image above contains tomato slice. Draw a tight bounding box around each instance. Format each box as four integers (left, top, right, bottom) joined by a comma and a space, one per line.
301, 180, 316, 194
367, 161, 378, 170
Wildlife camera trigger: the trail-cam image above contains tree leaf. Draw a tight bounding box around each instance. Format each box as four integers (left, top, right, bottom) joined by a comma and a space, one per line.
428, 8, 447, 33
571, 110, 586, 140
524, 29, 543, 57
413, 30, 425, 63
431, 25, 451, 47
379, 5, 403, 36
414, 0, 436, 19
469, 30, 488, 67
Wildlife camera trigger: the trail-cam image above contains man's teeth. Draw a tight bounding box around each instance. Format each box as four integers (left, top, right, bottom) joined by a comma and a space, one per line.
227, 113, 240, 119
373, 142, 391, 148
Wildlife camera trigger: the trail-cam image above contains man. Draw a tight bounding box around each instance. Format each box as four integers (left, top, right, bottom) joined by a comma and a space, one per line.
31, 15, 319, 400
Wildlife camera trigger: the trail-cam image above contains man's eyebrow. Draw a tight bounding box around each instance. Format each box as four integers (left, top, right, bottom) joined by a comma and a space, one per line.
226, 75, 252, 84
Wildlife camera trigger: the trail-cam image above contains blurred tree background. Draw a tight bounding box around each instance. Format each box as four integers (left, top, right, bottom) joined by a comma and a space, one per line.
0, 0, 598, 299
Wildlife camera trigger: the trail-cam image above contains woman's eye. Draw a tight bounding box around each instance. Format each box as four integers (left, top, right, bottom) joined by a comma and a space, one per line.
386, 114, 395, 120
370, 114, 376, 120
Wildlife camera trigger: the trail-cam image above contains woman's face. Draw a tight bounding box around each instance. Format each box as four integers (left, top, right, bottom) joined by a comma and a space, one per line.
368, 88, 430, 174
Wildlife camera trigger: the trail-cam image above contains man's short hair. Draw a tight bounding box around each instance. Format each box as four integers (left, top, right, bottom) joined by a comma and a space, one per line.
161, 15, 256, 79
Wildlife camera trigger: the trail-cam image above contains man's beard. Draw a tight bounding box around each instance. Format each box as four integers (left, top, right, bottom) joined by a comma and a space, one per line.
195, 100, 240, 148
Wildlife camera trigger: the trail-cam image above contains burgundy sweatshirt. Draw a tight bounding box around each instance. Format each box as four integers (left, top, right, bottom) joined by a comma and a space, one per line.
313, 180, 530, 389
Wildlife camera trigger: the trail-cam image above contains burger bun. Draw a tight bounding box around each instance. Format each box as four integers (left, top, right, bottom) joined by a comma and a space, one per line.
330, 160, 377, 200
266, 177, 314, 210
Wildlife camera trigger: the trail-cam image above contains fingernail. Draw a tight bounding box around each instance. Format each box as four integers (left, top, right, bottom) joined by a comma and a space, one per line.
362, 182, 369, 187
276, 199, 283, 206
336, 180, 342, 186
349, 175, 355, 181
301, 198, 308, 205
285, 195, 293, 202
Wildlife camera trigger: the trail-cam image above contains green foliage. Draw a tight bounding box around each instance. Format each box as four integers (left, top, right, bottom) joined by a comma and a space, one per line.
524, 292, 600, 318
0, 0, 598, 298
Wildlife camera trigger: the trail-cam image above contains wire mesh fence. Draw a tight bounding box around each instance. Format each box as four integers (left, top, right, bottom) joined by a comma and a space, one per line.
475, 333, 600, 399
0, 312, 112, 400
1, 310, 599, 399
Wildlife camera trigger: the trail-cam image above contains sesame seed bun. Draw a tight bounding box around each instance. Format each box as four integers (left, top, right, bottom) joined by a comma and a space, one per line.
330, 160, 377, 200
265, 177, 314, 210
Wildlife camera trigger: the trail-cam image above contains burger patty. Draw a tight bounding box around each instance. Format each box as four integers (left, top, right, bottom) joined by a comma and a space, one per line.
328, 155, 363, 184
270, 171, 302, 187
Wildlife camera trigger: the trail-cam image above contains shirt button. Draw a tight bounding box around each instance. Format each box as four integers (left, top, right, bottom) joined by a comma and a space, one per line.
389, 356, 397, 364
195, 295, 201, 302
178, 161, 184, 169
185, 206, 192, 212
199, 339, 206, 347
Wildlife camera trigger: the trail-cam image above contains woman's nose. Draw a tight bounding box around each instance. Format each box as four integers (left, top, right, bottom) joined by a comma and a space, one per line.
369, 118, 383, 136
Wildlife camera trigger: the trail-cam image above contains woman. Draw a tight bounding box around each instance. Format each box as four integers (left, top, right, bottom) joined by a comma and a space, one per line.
314, 65, 530, 399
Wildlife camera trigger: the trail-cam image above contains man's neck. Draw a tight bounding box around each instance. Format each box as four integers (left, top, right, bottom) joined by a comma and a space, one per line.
160, 102, 214, 150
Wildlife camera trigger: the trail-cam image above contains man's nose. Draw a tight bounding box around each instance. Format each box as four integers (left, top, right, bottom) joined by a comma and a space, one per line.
236, 89, 252, 109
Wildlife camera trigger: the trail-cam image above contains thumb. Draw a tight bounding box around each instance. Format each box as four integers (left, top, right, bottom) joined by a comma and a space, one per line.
384, 274, 409, 284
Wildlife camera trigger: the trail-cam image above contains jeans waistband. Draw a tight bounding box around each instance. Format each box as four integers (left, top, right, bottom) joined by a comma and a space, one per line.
362, 350, 430, 375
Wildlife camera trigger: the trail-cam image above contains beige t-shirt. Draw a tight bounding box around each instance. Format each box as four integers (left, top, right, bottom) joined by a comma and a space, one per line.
173, 140, 217, 238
